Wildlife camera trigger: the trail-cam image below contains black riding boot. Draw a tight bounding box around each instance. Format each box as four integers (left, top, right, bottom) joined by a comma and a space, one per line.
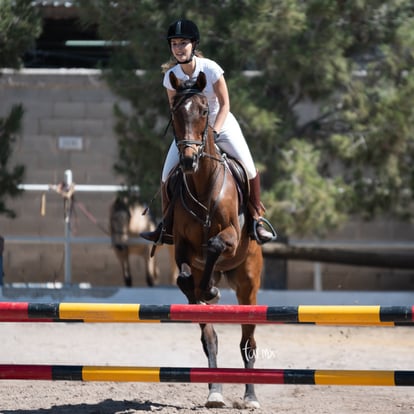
140, 182, 173, 245
248, 172, 277, 244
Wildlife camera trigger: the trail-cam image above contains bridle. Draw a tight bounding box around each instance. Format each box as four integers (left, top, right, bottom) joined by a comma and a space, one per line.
170, 86, 228, 235
171, 88, 210, 169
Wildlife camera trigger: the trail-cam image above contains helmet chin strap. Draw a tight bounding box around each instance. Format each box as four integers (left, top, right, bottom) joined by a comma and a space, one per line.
172, 44, 196, 65
178, 55, 194, 64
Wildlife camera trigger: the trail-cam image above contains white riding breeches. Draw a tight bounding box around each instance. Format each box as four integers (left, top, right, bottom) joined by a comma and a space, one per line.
161, 112, 257, 182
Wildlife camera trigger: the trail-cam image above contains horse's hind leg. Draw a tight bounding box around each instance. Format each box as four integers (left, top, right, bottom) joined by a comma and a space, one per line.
200, 323, 225, 408
235, 259, 261, 408
178, 271, 224, 406
240, 324, 260, 408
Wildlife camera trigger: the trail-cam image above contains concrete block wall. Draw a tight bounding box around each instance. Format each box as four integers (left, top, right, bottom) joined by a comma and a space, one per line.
0, 69, 119, 185
0, 69, 159, 287
0, 69, 413, 290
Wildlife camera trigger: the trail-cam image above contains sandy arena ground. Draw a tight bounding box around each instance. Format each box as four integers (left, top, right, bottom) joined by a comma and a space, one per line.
0, 322, 413, 413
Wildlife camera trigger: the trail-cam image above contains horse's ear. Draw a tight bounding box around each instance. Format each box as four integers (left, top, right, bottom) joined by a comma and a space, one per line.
196, 71, 207, 91
169, 72, 179, 90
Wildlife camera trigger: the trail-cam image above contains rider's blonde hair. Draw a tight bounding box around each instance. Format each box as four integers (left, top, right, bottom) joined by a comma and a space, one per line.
161, 50, 204, 73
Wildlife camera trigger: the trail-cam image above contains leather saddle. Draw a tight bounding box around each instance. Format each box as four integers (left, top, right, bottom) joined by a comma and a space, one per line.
166, 152, 249, 215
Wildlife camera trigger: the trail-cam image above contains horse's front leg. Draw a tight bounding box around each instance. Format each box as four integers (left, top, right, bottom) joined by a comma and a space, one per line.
200, 323, 225, 408
198, 230, 236, 302
144, 245, 159, 287
197, 236, 225, 302
115, 247, 132, 287
175, 239, 197, 303
122, 260, 132, 287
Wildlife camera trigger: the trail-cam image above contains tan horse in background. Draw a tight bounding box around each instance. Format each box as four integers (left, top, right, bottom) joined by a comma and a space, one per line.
110, 196, 177, 287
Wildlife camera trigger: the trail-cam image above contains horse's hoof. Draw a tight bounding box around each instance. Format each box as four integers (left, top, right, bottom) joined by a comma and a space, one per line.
177, 271, 193, 287
146, 276, 155, 287
232, 397, 260, 409
244, 397, 260, 409
205, 392, 225, 408
177, 272, 194, 292
200, 286, 220, 304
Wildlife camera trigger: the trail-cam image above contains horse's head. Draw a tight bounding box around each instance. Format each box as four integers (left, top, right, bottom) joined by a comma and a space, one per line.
170, 71, 209, 174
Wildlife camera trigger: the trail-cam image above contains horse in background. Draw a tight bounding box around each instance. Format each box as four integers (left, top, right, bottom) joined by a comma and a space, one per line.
109, 196, 177, 287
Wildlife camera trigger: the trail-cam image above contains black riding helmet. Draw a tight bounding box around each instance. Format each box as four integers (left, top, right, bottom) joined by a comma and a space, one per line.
167, 19, 200, 44
167, 19, 200, 64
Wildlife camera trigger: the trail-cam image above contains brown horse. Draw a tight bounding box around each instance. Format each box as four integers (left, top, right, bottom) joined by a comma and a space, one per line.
110, 196, 177, 287
168, 71, 263, 408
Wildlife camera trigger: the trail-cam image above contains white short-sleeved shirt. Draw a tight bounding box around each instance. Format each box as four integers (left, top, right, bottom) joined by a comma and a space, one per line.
163, 56, 224, 122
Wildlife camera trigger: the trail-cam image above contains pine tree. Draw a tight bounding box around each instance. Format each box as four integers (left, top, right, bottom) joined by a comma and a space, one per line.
78, 0, 414, 236
0, 105, 25, 218
0, 0, 41, 217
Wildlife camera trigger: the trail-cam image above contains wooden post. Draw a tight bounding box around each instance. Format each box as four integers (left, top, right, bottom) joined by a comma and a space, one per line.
262, 243, 414, 269
262, 235, 288, 290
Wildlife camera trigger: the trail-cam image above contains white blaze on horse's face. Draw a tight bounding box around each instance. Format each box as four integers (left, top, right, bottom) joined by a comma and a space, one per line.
177, 98, 201, 174
184, 100, 192, 112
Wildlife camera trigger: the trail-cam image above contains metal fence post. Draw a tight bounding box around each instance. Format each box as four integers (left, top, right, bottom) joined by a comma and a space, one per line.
63, 170, 73, 285
313, 262, 322, 291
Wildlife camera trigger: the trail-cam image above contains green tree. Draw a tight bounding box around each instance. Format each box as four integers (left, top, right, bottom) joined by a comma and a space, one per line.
0, 0, 41, 217
0, 0, 41, 68
0, 105, 25, 218
78, 0, 414, 237
223, 0, 414, 234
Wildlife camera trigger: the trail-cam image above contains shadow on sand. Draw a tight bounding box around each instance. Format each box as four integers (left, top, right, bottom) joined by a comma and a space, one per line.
0, 398, 191, 414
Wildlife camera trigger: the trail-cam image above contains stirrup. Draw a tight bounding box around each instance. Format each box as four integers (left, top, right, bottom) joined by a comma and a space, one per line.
152, 229, 173, 258
141, 223, 173, 246
141, 224, 173, 258
253, 217, 277, 245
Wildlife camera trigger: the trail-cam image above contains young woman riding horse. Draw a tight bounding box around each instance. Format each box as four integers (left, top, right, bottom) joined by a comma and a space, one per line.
141, 19, 276, 409
141, 19, 276, 247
